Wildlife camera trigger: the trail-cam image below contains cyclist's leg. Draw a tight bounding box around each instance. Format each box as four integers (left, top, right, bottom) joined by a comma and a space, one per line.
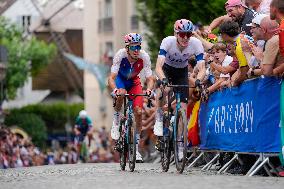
81, 135, 89, 162
114, 76, 127, 112
128, 78, 143, 161
154, 80, 167, 135
111, 76, 127, 140
154, 64, 172, 136
75, 134, 85, 162
128, 79, 143, 132
74, 135, 80, 158
173, 67, 189, 160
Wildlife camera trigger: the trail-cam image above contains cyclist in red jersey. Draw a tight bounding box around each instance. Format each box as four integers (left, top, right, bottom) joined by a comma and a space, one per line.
108, 33, 154, 162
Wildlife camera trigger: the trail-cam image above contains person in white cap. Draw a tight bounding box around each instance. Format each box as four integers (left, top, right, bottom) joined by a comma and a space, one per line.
245, 14, 269, 74
246, 15, 280, 77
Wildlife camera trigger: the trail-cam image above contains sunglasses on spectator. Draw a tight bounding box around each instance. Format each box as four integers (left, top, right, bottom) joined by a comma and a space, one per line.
129, 45, 142, 51
178, 32, 192, 38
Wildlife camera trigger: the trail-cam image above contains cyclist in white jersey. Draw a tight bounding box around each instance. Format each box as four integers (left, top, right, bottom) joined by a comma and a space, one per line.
154, 19, 205, 137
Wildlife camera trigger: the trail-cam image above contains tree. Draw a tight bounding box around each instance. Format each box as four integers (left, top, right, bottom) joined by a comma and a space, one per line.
0, 16, 57, 99
136, 0, 226, 63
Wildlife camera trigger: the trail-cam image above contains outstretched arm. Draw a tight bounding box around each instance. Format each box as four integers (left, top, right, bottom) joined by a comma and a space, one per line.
192, 32, 214, 51
206, 15, 231, 33
207, 77, 226, 93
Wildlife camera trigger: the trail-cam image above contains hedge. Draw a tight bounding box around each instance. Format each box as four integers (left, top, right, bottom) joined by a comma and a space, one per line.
5, 113, 47, 147
5, 102, 84, 134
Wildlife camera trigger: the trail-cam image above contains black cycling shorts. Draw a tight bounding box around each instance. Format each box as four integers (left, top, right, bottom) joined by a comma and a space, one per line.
162, 63, 189, 103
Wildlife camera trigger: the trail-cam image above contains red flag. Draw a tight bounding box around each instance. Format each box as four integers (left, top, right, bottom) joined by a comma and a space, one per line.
187, 101, 200, 146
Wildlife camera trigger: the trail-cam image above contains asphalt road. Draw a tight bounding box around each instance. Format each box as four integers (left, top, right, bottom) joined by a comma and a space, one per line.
0, 163, 283, 189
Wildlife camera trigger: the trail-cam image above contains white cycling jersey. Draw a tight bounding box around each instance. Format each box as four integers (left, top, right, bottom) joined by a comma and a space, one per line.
158, 36, 204, 68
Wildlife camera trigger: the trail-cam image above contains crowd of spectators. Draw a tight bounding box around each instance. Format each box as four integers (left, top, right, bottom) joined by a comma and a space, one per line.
0, 126, 45, 168
0, 126, 119, 169
2, 0, 284, 176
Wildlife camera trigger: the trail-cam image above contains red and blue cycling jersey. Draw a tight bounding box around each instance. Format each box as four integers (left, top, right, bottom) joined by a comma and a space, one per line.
111, 48, 152, 90
111, 48, 152, 108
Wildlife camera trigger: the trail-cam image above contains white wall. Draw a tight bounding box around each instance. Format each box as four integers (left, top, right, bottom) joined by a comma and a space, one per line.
3, 0, 40, 24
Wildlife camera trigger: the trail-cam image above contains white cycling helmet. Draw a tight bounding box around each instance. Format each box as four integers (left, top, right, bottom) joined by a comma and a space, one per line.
79, 110, 87, 118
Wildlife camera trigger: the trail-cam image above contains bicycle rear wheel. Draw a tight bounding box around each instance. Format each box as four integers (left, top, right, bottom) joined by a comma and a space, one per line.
161, 112, 171, 172
119, 122, 127, 171
174, 109, 188, 173
128, 119, 136, 172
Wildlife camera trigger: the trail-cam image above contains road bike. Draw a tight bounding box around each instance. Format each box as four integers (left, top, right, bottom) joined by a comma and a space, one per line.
113, 93, 150, 172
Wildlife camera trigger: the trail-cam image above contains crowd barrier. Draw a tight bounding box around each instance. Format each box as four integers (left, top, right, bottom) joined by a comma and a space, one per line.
189, 77, 282, 176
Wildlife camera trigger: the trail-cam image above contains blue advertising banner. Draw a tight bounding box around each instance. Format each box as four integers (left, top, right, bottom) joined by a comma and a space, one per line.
199, 77, 281, 153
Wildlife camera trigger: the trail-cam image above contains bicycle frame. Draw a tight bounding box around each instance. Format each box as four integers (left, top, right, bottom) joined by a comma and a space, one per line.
173, 92, 182, 142
122, 96, 134, 144
166, 84, 190, 173
114, 93, 149, 171
119, 94, 147, 143
167, 85, 188, 140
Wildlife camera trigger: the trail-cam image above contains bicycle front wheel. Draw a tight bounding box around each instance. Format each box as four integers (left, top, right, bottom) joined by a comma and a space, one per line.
174, 109, 188, 173
119, 122, 127, 171
128, 119, 136, 172
161, 113, 171, 172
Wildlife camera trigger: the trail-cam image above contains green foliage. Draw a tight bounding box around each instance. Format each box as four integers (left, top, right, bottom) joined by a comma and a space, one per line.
136, 0, 226, 62
0, 17, 22, 40
5, 102, 84, 134
5, 113, 47, 147
0, 16, 57, 99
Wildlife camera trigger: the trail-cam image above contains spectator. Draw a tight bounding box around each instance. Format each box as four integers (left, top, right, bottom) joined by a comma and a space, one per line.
245, 15, 280, 77
206, 43, 235, 94
270, 0, 284, 69
219, 21, 252, 86
246, 0, 272, 14
207, 0, 256, 36
268, 0, 284, 176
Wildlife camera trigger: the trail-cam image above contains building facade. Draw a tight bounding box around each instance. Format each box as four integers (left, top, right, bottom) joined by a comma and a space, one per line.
84, 0, 148, 129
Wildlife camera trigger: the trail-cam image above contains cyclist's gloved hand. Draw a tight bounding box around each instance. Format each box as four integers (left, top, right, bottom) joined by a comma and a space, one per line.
195, 79, 201, 88
111, 88, 118, 97
162, 78, 169, 86
145, 89, 153, 98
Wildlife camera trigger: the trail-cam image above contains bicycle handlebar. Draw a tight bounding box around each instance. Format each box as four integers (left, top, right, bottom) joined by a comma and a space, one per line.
112, 93, 152, 107
116, 94, 150, 97
167, 84, 193, 88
